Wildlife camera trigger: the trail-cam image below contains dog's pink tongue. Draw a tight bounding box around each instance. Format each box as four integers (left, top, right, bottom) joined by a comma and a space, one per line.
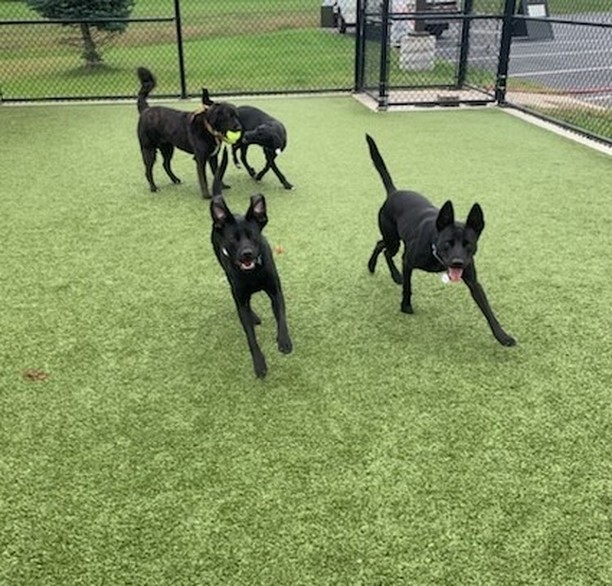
448, 267, 463, 282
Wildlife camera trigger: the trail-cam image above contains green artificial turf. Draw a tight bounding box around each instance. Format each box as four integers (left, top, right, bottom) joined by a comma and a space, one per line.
1, 97, 611, 585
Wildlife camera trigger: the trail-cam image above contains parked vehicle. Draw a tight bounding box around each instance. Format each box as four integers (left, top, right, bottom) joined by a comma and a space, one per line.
334, 0, 460, 39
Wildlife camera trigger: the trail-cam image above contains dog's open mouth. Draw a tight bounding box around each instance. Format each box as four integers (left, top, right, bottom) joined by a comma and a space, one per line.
447, 267, 463, 282
238, 259, 256, 271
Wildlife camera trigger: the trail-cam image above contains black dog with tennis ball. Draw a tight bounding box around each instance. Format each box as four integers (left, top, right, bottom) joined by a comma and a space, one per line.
366, 134, 515, 346
136, 67, 242, 198
210, 149, 293, 378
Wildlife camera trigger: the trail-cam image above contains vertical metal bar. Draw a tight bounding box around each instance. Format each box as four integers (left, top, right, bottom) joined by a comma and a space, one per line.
174, 0, 187, 98
456, 0, 474, 88
495, 0, 517, 104
378, 0, 391, 109
415, 0, 427, 34
354, 0, 365, 91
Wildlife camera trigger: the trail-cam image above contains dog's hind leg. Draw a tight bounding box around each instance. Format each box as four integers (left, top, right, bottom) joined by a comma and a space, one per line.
257, 150, 293, 190
141, 148, 158, 192
369, 239, 402, 284
159, 143, 181, 184
368, 241, 385, 273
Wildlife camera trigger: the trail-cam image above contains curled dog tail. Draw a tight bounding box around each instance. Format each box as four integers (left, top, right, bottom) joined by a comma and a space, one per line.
365, 134, 396, 196
137, 67, 156, 113
212, 148, 229, 198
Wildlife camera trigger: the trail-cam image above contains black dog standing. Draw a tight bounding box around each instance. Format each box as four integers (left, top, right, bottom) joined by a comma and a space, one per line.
210, 150, 293, 378
136, 67, 242, 198
366, 134, 515, 347
232, 106, 293, 190
200, 92, 293, 191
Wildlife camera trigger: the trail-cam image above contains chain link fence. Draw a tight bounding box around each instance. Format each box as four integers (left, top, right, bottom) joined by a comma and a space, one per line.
0, 0, 354, 101
0, 0, 610, 143
505, 2, 612, 143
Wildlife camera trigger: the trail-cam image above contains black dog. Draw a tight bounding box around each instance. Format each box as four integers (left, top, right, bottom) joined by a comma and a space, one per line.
210, 149, 293, 378
366, 134, 515, 347
136, 67, 241, 198
200, 93, 293, 191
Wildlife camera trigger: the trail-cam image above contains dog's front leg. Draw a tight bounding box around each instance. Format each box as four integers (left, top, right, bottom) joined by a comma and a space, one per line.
234, 297, 267, 378
195, 157, 210, 199
463, 266, 516, 346
239, 145, 256, 178
268, 285, 292, 355
401, 252, 415, 313
209, 154, 230, 190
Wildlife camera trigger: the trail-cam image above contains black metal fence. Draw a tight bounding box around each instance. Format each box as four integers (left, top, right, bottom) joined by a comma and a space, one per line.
506, 9, 612, 144
0, 0, 355, 100
0, 0, 610, 144
356, 0, 611, 144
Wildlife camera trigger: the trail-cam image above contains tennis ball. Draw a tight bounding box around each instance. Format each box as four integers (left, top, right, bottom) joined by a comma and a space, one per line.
224, 130, 242, 145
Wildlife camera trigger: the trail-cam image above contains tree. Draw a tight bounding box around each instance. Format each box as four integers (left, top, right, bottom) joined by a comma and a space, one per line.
26, 0, 136, 68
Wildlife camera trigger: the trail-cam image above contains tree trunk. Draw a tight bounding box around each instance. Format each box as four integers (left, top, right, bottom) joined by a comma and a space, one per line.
79, 23, 102, 67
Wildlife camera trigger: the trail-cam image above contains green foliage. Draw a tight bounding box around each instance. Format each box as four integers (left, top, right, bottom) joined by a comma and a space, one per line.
25, 0, 135, 30
25, 0, 136, 65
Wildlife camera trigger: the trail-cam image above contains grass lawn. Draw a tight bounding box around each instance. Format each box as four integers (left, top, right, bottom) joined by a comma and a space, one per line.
1, 97, 611, 584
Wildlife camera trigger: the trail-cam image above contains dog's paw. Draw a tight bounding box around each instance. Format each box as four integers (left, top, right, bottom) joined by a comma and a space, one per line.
254, 355, 268, 379
401, 302, 414, 314
171, 177, 181, 184
391, 272, 403, 285
497, 333, 516, 347
278, 337, 293, 354
283, 183, 294, 190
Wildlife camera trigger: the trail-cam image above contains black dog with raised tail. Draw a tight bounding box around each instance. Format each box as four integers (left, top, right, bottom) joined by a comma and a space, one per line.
136, 67, 241, 198
366, 134, 515, 346
210, 149, 293, 378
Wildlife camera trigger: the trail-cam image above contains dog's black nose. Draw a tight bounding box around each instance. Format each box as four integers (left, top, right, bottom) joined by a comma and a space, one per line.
450, 258, 464, 268
241, 248, 254, 260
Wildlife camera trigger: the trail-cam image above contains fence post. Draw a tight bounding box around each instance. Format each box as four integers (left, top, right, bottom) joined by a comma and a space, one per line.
354, 0, 365, 91
495, 0, 516, 104
174, 0, 187, 99
456, 0, 474, 88
378, 0, 391, 109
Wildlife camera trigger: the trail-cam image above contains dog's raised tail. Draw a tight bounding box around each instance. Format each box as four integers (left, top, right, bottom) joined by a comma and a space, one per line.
212, 148, 229, 198
365, 134, 396, 196
137, 67, 156, 113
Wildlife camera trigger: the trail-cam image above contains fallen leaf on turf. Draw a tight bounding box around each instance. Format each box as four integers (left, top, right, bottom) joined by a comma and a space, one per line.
22, 369, 51, 382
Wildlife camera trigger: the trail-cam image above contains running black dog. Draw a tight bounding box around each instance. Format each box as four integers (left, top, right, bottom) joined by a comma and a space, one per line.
366, 134, 515, 346
210, 149, 293, 378
200, 92, 293, 191
136, 67, 242, 198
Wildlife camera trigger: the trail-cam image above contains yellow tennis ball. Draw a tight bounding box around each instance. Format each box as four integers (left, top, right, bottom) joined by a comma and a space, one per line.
225, 130, 241, 145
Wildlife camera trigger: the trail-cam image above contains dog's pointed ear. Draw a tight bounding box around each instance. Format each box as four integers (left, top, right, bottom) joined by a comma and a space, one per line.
246, 194, 268, 229
212, 148, 229, 198
201, 87, 214, 107
466, 203, 485, 236
210, 195, 234, 229
436, 200, 455, 232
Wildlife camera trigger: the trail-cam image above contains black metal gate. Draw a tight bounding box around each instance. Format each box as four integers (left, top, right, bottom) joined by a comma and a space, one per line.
355, 0, 508, 109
